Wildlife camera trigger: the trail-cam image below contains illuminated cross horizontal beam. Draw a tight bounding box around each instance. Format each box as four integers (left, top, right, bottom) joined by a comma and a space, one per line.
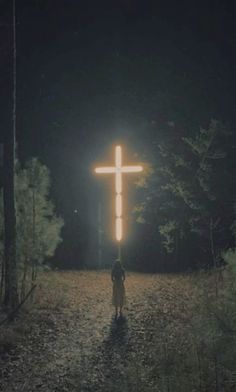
95, 145, 143, 242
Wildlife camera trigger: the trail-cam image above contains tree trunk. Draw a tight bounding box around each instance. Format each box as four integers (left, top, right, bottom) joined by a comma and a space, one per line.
214, 354, 224, 392
210, 218, 217, 269
0, 257, 4, 301
21, 259, 28, 301
3, 0, 18, 309
31, 185, 38, 286
3, 135, 18, 309
210, 218, 219, 297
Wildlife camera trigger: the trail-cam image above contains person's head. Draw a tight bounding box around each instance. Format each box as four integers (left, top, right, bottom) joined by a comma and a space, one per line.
113, 258, 121, 268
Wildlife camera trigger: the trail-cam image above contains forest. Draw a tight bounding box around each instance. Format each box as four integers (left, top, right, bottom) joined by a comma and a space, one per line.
1, 119, 236, 391
1, 1, 236, 391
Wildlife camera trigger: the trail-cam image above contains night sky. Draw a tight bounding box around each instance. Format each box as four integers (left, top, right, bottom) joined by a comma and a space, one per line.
1, 0, 236, 267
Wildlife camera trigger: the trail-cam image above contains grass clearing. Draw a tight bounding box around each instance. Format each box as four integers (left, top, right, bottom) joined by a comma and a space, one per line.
0, 270, 236, 391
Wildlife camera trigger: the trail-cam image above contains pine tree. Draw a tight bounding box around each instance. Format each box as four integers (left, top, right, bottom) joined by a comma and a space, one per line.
0, 158, 64, 301
135, 120, 236, 269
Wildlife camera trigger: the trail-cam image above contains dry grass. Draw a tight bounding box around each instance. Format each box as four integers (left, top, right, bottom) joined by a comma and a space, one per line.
0, 270, 235, 392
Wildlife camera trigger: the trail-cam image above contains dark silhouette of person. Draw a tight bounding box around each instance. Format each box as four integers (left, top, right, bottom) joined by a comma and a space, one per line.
111, 259, 126, 318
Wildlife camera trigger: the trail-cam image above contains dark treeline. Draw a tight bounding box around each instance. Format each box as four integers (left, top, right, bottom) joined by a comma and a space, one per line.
127, 119, 236, 272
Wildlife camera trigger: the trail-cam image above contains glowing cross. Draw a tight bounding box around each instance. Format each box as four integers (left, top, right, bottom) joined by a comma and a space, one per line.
95, 145, 143, 242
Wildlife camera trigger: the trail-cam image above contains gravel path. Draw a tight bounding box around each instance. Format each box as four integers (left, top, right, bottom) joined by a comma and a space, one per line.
0, 271, 193, 392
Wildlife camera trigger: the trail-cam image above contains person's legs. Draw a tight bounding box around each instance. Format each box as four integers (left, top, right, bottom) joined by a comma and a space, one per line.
115, 306, 118, 318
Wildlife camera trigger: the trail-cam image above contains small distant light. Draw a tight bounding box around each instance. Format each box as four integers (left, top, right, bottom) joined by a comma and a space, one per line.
74, 209, 78, 213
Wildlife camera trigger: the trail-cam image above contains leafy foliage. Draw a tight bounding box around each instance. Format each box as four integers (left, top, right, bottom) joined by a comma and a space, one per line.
135, 120, 236, 268
0, 158, 63, 299
16, 158, 63, 265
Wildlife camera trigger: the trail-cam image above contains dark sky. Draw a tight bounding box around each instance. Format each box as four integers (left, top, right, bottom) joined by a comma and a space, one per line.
1, 0, 236, 263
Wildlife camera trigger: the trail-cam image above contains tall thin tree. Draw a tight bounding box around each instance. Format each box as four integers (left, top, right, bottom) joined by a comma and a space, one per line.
3, 0, 18, 309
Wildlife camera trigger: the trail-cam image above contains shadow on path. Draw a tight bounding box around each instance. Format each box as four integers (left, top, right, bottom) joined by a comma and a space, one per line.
105, 315, 129, 349
98, 315, 131, 390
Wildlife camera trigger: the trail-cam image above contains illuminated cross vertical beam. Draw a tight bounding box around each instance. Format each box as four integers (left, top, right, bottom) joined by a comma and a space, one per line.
95, 145, 143, 258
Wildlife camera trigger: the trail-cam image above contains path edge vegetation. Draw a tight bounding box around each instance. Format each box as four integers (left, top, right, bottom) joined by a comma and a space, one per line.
0, 157, 63, 313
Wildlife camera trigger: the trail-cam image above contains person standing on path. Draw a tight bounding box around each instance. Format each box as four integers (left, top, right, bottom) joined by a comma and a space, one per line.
111, 259, 126, 318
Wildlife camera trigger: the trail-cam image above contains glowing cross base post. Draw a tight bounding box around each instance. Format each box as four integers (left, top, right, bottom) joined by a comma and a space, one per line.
95, 145, 143, 260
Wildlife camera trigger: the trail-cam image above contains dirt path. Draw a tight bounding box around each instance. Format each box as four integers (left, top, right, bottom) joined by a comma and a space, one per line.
0, 271, 193, 392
